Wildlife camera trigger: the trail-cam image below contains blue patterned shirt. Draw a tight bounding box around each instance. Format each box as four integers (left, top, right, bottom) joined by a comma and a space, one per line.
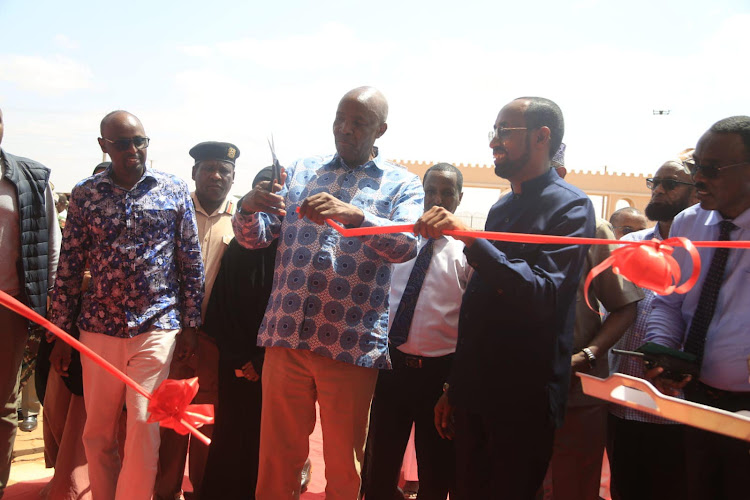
50, 166, 204, 338
232, 150, 424, 369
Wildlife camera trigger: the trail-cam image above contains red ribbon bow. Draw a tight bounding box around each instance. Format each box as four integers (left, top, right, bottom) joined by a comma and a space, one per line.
147, 377, 214, 436
584, 237, 701, 312
0, 291, 214, 445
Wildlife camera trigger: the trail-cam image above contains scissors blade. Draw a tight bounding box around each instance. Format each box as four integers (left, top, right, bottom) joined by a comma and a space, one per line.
267, 135, 281, 187
267, 136, 280, 166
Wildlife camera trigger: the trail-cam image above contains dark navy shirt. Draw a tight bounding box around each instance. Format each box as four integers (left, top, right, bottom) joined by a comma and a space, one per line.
448, 168, 595, 426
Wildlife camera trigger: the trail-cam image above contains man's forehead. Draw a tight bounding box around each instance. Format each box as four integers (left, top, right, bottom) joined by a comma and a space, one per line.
337, 98, 375, 117
655, 162, 688, 178
496, 101, 527, 125
424, 170, 458, 186
618, 212, 646, 224
103, 114, 144, 136
695, 132, 746, 160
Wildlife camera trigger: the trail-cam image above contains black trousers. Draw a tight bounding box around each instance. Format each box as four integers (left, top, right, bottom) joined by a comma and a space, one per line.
606, 414, 686, 500
682, 382, 750, 500
364, 350, 455, 500
200, 359, 262, 500
454, 406, 555, 500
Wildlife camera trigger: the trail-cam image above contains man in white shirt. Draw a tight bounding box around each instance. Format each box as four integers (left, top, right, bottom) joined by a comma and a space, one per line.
364, 163, 472, 500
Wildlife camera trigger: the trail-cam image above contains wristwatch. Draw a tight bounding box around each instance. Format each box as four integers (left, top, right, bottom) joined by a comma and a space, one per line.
581, 347, 597, 369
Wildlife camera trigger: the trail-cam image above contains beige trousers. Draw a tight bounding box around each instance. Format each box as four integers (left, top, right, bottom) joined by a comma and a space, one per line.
80, 328, 178, 500
256, 347, 378, 500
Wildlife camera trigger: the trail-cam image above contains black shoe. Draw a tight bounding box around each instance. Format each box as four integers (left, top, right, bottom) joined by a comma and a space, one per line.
19, 415, 38, 432
300, 457, 312, 493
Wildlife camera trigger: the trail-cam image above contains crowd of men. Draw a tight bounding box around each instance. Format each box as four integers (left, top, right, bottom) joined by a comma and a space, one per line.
0, 88, 749, 500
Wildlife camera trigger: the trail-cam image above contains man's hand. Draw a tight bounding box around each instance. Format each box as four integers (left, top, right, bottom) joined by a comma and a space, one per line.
434, 393, 456, 440
174, 327, 198, 362
571, 351, 591, 374
298, 192, 364, 226
414, 207, 475, 247
241, 361, 260, 382
50, 341, 73, 377
239, 167, 287, 216
645, 366, 692, 397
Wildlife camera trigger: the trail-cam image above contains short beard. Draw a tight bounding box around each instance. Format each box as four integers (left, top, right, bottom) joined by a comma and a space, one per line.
645, 201, 688, 222
494, 137, 531, 180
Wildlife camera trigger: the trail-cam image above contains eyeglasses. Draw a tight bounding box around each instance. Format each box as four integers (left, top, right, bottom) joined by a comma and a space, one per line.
684, 160, 750, 179
488, 127, 527, 141
101, 137, 150, 151
646, 178, 694, 191
612, 226, 640, 236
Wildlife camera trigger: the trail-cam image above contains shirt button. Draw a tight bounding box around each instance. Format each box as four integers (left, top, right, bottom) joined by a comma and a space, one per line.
504, 217, 509, 223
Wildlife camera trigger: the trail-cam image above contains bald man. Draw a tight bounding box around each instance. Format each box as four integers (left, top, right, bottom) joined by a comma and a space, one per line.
49, 111, 204, 500
609, 207, 648, 239
233, 87, 424, 500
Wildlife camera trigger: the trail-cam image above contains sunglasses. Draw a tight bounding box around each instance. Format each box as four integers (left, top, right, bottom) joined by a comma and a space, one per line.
646, 178, 694, 191
612, 226, 641, 236
684, 160, 750, 179
101, 137, 150, 151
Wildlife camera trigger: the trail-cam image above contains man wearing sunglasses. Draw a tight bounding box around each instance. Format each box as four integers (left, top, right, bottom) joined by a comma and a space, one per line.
607, 151, 697, 500
646, 116, 750, 499
608, 207, 648, 240
48, 111, 205, 500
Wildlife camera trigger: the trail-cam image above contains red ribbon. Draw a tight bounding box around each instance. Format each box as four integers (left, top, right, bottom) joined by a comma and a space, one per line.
147, 377, 214, 436
0, 291, 213, 445
321, 219, 724, 312
584, 237, 701, 313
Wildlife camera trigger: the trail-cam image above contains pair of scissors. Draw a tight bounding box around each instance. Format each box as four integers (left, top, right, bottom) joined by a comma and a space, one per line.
267, 135, 281, 190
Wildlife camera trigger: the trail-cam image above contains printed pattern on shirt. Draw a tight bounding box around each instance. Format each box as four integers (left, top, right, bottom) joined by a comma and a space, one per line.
50, 168, 204, 338
610, 226, 677, 423
232, 153, 424, 369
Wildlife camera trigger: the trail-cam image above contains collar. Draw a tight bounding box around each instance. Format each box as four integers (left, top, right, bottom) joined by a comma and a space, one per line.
514, 167, 558, 195
94, 163, 157, 190
328, 146, 385, 172
191, 192, 235, 217
704, 206, 750, 231
651, 222, 664, 241
0, 150, 7, 178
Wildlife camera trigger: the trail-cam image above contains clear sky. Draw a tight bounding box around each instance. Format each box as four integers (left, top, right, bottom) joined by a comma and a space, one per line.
1, 0, 748, 204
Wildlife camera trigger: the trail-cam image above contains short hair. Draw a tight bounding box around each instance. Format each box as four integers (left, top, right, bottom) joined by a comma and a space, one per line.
516, 97, 564, 160
709, 116, 750, 157
424, 162, 463, 192
609, 206, 643, 225
100, 110, 129, 135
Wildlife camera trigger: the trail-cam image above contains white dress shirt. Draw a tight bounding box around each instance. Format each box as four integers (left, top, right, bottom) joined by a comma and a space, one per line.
388, 236, 473, 357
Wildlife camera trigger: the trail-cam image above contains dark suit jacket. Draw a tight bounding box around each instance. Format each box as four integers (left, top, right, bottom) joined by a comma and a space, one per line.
447, 168, 595, 427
